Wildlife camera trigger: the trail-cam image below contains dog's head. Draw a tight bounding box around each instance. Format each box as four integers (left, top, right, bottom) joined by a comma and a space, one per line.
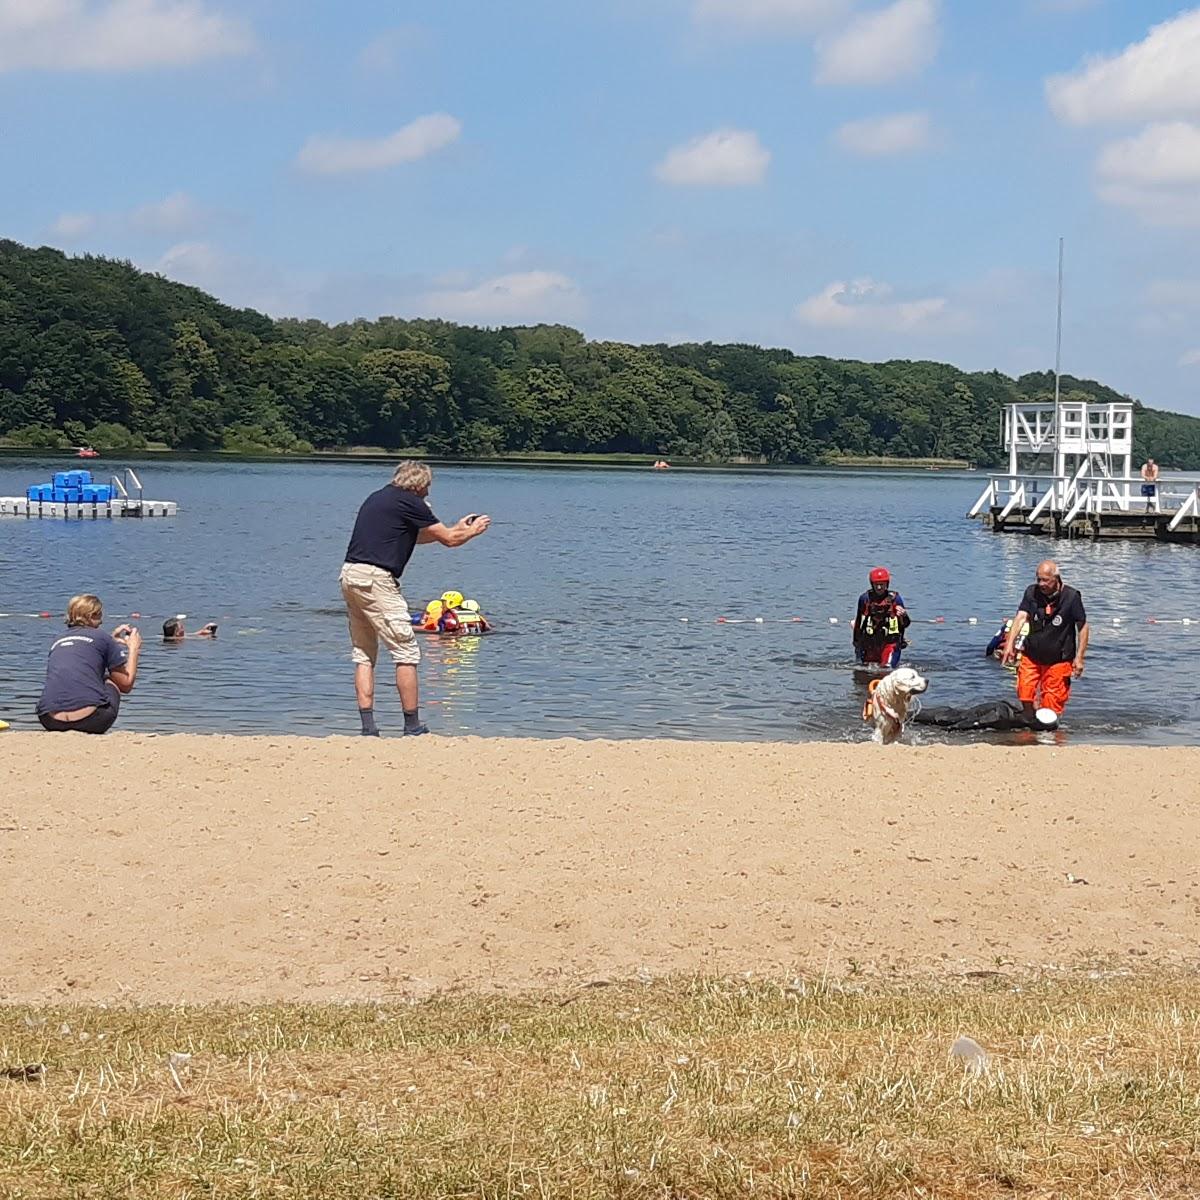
886, 667, 928, 698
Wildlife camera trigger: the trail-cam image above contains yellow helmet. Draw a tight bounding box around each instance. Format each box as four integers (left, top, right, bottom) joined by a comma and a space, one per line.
441, 590, 464, 610
459, 598, 480, 613
424, 599, 444, 619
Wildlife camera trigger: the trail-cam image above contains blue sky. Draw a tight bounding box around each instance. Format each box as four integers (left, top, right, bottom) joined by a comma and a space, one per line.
5, 0, 1200, 414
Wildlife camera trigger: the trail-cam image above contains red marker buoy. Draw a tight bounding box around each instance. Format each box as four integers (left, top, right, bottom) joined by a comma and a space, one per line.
716, 616, 727, 624
38, 611, 51, 618
130, 612, 141, 619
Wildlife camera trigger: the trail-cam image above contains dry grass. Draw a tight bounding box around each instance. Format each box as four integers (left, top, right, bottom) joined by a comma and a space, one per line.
1, 972, 1199, 1198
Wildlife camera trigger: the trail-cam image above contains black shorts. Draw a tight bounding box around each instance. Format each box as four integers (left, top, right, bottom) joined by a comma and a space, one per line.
38, 685, 121, 734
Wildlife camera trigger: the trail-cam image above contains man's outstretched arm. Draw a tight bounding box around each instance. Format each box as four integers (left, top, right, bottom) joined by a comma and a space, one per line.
417, 515, 491, 547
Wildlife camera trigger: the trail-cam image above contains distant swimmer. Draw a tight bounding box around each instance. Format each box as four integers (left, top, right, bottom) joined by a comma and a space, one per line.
340, 461, 491, 736
852, 567, 911, 668
1001, 559, 1088, 721
36, 594, 140, 734
162, 616, 218, 641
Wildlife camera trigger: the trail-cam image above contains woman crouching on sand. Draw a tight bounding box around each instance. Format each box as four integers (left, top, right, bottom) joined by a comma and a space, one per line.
36, 594, 141, 734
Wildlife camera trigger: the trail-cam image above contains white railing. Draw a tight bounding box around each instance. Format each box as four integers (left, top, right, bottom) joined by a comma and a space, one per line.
967, 480, 995, 518
971, 473, 1200, 521
1168, 490, 1200, 532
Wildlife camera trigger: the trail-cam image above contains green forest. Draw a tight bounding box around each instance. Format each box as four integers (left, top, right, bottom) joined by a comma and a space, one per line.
3, 239, 1200, 467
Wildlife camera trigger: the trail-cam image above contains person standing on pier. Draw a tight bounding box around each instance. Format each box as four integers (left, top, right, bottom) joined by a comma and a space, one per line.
1140, 459, 1160, 513
1001, 560, 1088, 721
852, 567, 911, 668
340, 461, 490, 736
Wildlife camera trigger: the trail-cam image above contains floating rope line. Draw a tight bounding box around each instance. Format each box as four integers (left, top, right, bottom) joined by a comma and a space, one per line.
701, 615, 1191, 627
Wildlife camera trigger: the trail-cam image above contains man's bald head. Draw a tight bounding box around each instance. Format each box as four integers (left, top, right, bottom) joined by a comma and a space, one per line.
1036, 560, 1062, 590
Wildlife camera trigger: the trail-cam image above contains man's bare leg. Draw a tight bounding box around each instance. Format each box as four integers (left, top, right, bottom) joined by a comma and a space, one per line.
355, 662, 375, 709
395, 663, 427, 734
355, 663, 379, 736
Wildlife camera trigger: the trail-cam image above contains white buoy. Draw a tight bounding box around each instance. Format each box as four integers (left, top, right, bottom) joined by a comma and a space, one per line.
679, 617, 689, 622
754, 616, 764, 624
1112, 617, 1121, 625
968, 616, 978, 625
829, 617, 838, 624
1184, 618, 1193, 626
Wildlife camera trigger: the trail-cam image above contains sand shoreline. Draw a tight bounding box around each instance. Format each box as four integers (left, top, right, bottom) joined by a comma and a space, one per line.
2, 734, 1197, 1004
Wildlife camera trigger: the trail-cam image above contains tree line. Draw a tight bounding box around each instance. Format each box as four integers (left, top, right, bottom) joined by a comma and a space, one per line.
3, 239, 1199, 467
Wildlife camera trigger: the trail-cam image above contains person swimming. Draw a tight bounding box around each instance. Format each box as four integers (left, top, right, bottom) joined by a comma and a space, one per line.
985, 617, 1024, 670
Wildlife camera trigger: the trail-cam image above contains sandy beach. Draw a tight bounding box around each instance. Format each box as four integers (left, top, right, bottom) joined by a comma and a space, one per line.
2, 734, 1196, 1003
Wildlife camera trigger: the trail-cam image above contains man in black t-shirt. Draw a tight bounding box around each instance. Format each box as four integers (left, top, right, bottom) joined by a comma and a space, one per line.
339, 460, 490, 736
1000, 559, 1088, 721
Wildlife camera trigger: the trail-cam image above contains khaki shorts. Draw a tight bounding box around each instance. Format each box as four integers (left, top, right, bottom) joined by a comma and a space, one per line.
339, 563, 420, 667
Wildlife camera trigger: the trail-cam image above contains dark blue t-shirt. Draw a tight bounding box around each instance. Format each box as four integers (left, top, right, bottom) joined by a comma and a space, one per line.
1018, 583, 1086, 664
344, 485, 439, 578
37, 628, 128, 714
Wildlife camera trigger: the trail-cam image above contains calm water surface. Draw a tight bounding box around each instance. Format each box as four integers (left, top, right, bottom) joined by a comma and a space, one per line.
0, 458, 1196, 744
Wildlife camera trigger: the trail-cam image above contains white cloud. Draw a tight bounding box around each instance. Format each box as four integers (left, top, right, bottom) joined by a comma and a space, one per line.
1096, 121, 1200, 185
692, 0, 849, 33
295, 113, 462, 175
815, 0, 939, 86
1094, 122, 1200, 225
1046, 9, 1200, 126
0, 0, 252, 72
422, 271, 584, 324
654, 128, 770, 186
150, 241, 306, 314
795, 277, 948, 331
48, 191, 214, 244
834, 111, 932, 156
50, 212, 98, 240
356, 24, 430, 74
1179, 348, 1200, 366
129, 190, 211, 235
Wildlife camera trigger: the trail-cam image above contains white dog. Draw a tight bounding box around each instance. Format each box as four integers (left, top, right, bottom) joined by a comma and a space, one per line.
865, 667, 928, 744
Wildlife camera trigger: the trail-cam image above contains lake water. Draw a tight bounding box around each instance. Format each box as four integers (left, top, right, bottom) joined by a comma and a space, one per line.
1, 457, 1196, 744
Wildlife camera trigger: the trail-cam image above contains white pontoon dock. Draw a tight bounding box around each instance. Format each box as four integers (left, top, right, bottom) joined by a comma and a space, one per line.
968, 400, 1200, 543
0, 468, 178, 519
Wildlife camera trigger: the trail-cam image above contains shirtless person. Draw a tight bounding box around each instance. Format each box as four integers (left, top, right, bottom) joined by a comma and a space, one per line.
1140, 459, 1160, 513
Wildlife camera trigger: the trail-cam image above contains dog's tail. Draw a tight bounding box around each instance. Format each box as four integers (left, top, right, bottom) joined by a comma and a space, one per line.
861, 678, 881, 722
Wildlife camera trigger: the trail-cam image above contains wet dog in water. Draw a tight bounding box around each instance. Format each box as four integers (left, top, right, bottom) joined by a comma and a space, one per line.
863, 667, 928, 744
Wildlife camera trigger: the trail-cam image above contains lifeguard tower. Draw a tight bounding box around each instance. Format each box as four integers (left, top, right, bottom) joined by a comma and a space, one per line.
967, 399, 1199, 542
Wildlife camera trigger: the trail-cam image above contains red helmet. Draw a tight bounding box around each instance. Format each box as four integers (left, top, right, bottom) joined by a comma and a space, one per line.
868, 567, 890, 584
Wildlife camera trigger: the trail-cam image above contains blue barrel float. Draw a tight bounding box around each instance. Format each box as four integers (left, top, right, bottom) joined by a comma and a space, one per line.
26, 470, 113, 504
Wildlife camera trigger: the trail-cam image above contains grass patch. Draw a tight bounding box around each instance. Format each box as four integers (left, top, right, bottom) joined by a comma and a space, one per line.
1, 973, 1198, 1197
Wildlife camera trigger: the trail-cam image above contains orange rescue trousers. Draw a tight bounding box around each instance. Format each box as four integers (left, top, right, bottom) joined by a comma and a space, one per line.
1016, 657, 1073, 714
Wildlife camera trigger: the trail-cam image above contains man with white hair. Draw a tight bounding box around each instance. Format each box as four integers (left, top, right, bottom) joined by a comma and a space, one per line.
340, 461, 490, 736
1001, 559, 1088, 722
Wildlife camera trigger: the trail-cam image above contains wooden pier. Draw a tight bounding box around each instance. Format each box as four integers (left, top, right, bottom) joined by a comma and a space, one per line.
968, 400, 1200, 545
